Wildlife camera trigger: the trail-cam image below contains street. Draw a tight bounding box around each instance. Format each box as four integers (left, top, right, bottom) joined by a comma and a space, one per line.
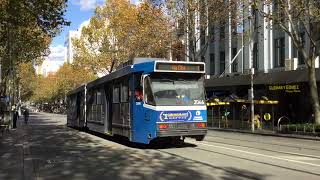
1, 112, 320, 180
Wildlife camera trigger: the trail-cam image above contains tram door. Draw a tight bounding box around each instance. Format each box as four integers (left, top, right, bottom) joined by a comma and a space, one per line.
104, 97, 109, 133
120, 78, 130, 137
111, 78, 130, 137
104, 86, 112, 134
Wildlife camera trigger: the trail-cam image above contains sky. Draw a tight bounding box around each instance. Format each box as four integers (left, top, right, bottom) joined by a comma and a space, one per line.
48, 0, 139, 67
47, 0, 106, 68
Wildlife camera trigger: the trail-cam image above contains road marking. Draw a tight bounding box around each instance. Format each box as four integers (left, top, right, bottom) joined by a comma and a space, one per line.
193, 141, 320, 167
203, 139, 320, 159
207, 134, 320, 149
278, 156, 318, 161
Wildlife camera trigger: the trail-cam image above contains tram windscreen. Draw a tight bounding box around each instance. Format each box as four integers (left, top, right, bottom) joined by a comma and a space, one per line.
144, 73, 205, 106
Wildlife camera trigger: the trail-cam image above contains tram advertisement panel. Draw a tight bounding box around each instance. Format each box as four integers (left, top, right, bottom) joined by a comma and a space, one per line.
158, 110, 206, 122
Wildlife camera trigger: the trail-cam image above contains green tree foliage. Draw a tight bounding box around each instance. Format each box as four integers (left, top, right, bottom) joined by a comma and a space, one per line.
31, 64, 96, 103
73, 0, 172, 75
156, 0, 240, 61
17, 62, 38, 101
0, 0, 69, 98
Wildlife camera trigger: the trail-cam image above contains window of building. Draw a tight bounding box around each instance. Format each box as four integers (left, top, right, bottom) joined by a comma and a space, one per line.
232, 48, 238, 72
113, 86, 120, 103
274, 37, 285, 67
210, 53, 215, 75
209, 25, 215, 42
220, 24, 225, 40
220, 51, 225, 74
293, 33, 306, 65
201, 28, 206, 45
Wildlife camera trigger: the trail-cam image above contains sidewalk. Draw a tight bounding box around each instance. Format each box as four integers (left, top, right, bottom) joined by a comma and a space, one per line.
0, 118, 31, 180
208, 127, 320, 141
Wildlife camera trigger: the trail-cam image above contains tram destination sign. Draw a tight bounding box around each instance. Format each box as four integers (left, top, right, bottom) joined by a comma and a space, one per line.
155, 62, 205, 72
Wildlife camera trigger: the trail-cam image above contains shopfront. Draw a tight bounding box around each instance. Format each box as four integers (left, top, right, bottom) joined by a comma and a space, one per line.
205, 69, 320, 130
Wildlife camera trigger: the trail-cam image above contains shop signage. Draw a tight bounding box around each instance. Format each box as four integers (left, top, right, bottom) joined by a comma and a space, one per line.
268, 84, 301, 93
264, 113, 271, 121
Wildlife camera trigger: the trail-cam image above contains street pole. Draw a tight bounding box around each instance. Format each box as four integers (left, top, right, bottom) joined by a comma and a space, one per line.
249, 0, 255, 132
250, 68, 254, 132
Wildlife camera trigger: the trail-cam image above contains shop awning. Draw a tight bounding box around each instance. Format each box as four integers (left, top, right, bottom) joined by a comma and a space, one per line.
205, 68, 320, 88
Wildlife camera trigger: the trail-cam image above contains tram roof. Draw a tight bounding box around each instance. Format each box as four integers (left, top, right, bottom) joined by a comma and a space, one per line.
67, 84, 86, 96
86, 59, 205, 89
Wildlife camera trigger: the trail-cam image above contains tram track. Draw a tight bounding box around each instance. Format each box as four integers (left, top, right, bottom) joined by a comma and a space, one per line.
152, 140, 320, 178
154, 149, 267, 180
200, 138, 320, 160
205, 134, 320, 151
189, 145, 320, 177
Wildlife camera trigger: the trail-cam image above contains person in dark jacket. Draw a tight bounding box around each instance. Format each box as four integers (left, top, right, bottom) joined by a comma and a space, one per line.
24, 109, 29, 125
12, 106, 19, 129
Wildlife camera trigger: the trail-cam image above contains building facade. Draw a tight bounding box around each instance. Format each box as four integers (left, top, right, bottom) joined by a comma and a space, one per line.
183, 1, 320, 128
65, 30, 81, 64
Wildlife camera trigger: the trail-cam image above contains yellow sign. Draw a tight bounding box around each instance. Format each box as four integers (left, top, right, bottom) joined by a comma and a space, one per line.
269, 85, 301, 93
264, 113, 271, 121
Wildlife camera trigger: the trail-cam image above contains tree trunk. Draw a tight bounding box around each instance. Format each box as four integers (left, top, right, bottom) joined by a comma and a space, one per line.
308, 64, 320, 125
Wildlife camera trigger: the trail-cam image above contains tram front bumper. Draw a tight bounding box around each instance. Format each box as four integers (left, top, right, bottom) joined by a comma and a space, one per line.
157, 129, 207, 137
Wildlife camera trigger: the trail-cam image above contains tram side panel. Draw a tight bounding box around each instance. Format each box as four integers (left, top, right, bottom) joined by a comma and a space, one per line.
67, 94, 79, 127
130, 73, 157, 144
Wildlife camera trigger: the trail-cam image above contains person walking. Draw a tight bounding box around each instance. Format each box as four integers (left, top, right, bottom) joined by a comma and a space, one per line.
12, 106, 19, 129
24, 109, 29, 125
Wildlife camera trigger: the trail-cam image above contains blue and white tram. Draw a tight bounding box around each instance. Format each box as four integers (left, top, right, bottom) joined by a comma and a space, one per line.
67, 58, 207, 144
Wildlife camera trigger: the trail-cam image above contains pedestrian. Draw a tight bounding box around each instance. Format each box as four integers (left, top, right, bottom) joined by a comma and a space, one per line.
24, 109, 29, 125
12, 106, 18, 129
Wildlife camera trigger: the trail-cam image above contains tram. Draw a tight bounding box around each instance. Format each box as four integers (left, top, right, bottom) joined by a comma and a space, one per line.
67, 58, 207, 144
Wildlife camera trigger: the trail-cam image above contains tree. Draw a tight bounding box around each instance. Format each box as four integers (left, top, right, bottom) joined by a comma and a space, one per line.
31, 64, 96, 104
73, 0, 172, 75
157, 0, 240, 62
256, 0, 320, 124
17, 62, 37, 101
55, 63, 96, 100
0, 0, 69, 102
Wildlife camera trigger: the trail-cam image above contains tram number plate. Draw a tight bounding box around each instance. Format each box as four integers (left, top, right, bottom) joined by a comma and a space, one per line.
176, 123, 189, 129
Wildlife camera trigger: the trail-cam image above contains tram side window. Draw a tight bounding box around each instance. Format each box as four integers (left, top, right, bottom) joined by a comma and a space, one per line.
96, 91, 102, 105
134, 74, 143, 101
144, 76, 155, 105
121, 84, 129, 102
113, 86, 120, 103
